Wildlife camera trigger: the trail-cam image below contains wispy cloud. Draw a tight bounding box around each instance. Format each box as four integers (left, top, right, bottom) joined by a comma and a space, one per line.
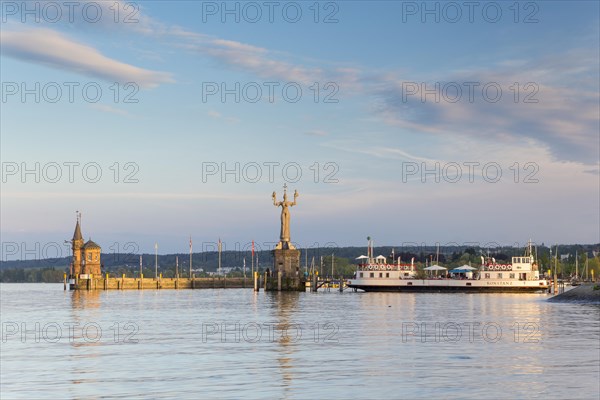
372, 53, 600, 164
304, 130, 329, 137
206, 110, 239, 123
1, 29, 174, 88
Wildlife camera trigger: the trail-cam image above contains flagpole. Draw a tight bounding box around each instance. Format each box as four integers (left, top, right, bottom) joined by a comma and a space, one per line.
218, 238, 222, 276
251, 240, 255, 278
189, 236, 192, 278
154, 243, 158, 279
176, 256, 179, 278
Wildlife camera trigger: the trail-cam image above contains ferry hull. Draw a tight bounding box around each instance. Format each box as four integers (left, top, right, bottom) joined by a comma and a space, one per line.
348, 284, 547, 293
348, 279, 548, 293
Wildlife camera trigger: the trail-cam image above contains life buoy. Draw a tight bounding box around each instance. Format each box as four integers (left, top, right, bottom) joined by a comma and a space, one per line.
387, 266, 391, 271
368, 266, 373, 270
500, 265, 506, 271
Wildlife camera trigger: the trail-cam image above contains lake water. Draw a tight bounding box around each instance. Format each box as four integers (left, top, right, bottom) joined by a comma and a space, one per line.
1, 284, 599, 399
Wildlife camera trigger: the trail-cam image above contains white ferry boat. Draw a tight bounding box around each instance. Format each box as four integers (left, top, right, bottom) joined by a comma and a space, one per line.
348, 240, 548, 293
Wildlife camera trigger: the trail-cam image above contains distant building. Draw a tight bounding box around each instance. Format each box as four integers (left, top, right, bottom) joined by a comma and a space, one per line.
71, 214, 102, 277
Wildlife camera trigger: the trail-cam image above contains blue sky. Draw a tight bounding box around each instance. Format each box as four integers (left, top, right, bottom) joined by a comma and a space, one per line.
1, 1, 599, 260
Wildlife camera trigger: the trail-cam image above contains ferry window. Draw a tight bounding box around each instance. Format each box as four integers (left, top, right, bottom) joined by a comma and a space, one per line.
509, 273, 515, 279
360, 272, 363, 278
370, 273, 374, 278
525, 257, 529, 263
485, 273, 490, 279
386, 273, 389, 278
379, 273, 383, 278
498, 273, 502, 279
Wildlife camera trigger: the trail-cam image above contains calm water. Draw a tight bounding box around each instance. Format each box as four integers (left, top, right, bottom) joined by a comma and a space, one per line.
1, 284, 598, 399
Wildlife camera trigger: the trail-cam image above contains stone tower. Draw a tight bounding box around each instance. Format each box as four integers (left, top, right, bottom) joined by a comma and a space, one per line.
82, 239, 101, 275
70, 212, 102, 277
71, 213, 84, 276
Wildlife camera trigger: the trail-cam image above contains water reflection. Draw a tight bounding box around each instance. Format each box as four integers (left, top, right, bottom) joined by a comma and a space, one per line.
70, 289, 101, 310
269, 292, 301, 398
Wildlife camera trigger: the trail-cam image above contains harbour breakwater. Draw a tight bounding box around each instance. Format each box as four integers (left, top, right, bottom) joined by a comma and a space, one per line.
548, 284, 600, 304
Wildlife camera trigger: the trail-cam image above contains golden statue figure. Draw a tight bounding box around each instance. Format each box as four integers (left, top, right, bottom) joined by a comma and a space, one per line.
272, 184, 298, 249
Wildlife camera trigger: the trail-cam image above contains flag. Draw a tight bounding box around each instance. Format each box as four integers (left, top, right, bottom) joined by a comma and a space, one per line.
218, 238, 222, 253
252, 240, 255, 257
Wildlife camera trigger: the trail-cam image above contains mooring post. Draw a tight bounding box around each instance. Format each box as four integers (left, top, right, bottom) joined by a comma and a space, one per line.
312, 274, 317, 292
254, 271, 259, 292
63, 273, 67, 290
339, 275, 343, 292
121, 274, 125, 290
264, 272, 268, 291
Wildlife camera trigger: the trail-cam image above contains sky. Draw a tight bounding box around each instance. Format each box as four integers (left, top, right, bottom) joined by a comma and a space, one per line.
1, 0, 599, 261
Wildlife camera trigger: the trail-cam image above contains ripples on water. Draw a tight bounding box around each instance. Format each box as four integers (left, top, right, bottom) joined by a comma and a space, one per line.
1, 284, 598, 399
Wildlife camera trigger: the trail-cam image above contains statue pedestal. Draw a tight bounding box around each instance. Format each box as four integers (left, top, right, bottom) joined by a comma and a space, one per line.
270, 246, 303, 291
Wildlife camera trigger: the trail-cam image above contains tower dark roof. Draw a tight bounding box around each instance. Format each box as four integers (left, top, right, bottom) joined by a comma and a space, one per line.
83, 239, 101, 249
73, 220, 83, 241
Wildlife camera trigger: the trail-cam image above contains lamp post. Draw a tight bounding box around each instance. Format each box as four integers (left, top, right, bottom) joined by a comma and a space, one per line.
155, 243, 158, 279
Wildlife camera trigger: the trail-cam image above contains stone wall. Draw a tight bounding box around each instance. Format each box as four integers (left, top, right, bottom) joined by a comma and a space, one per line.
71, 276, 250, 290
